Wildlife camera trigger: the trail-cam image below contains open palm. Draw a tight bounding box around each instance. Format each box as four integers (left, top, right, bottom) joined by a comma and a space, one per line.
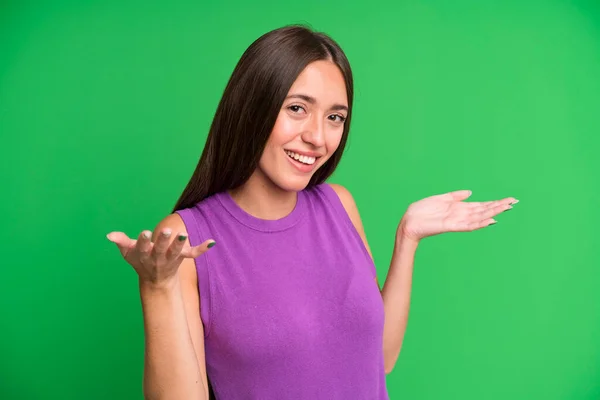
400, 190, 518, 240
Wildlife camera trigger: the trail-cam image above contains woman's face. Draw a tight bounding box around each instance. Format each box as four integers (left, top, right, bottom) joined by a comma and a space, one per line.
256, 60, 348, 192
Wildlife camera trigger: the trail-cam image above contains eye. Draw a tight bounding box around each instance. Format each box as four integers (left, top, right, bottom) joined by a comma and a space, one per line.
328, 114, 346, 123
288, 105, 306, 114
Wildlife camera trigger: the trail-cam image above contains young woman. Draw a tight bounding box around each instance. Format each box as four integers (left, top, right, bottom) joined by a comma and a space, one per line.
107, 25, 517, 400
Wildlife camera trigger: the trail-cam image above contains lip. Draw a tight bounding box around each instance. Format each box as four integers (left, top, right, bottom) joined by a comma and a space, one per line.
284, 149, 323, 158
284, 149, 319, 173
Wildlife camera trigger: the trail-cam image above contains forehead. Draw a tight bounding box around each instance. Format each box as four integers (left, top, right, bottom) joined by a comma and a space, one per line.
288, 60, 348, 106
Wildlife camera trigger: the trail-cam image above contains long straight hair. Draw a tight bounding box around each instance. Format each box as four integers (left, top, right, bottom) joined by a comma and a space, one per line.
172, 25, 354, 399
172, 25, 354, 213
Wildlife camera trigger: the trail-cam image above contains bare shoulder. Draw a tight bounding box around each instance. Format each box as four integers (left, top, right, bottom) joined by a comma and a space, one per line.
153, 213, 188, 237
328, 183, 360, 223
153, 212, 208, 393
152, 213, 197, 284
328, 182, 353, 203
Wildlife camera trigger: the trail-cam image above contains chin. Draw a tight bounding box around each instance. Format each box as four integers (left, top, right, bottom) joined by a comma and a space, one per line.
269, 169, 320, 192
275, 178, 312, 193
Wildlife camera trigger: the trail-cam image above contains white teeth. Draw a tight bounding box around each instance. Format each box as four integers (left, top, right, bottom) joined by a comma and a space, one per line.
285, 150, 316, 165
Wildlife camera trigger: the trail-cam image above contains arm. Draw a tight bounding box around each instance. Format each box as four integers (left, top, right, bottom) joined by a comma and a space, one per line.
378, 230, 418, 374
330, 185, 515, 375
329, 184, 416, 375
141, 214, 209, 400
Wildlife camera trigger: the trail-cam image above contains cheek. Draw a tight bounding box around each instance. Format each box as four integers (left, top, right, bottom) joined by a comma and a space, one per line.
269, 114, 300, 145
325, 127, 344, 153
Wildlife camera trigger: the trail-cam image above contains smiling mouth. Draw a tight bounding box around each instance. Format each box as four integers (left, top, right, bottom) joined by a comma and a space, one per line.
284, 150, 318, 165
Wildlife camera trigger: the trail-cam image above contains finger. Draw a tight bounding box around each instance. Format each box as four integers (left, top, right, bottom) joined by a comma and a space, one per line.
106, 232, 137, 257
467, 200, 497, 210
470, 197, 517, 212
152, 228, 172, 257
500, 197, 518, 206
135, 230, 153, 263
445, 190, 472, 202
165, 232, 189, 261
478, 202, 512, 220
182, 239, 217, 259
470, 200, 503, 213
460, 218, 497, 231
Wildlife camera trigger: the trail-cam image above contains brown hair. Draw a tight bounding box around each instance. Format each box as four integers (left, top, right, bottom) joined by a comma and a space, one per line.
172, 24, 354, 213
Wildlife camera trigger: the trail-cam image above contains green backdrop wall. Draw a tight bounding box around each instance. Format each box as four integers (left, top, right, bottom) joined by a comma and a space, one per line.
1, 1, 599, 399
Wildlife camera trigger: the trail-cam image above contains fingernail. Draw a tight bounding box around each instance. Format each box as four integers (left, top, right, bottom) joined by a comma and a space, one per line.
490, 219, 497, 225
207, 241, 216, 248
178, 234, 187, 241
504, 206, 513, 212
161, 229, 172, 237
510, 199, 519, 205
143, 231, 152, 239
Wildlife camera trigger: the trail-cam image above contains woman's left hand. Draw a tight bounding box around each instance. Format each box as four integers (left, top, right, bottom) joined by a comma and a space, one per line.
399, 190, 518, 242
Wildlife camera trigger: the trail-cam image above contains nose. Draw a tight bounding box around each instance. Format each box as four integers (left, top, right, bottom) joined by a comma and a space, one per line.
301, 115, 325, 148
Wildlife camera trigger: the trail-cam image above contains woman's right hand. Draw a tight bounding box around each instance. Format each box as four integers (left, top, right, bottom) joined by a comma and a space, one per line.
106, 228, 215, 288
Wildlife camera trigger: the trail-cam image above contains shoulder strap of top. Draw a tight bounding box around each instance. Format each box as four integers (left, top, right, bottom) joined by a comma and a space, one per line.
315, 183, 378, 278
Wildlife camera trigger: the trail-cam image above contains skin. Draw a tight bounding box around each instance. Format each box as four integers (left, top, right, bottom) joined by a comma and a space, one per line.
107, 59, 518, 399
228, 59, 348, 219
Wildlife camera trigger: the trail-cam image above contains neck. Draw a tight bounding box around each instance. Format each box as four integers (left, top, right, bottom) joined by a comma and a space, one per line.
228, 172, 298, 220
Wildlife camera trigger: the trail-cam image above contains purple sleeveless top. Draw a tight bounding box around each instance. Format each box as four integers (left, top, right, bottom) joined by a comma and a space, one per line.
176, 183, 388, 399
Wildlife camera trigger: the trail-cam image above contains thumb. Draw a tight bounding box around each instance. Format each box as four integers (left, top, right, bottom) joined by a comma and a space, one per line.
447, 190, 472, 202
107, 232, 137, 257
182, 239, 217, 259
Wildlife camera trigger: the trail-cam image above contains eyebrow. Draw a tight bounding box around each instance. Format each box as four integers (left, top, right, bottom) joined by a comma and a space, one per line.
286, 94, 348, 112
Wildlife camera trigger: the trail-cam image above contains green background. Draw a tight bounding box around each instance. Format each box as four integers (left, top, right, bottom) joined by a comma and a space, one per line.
2, 0, 599, 399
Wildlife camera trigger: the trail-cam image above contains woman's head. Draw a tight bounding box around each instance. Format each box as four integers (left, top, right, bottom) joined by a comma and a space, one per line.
173, 25, 353, 211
